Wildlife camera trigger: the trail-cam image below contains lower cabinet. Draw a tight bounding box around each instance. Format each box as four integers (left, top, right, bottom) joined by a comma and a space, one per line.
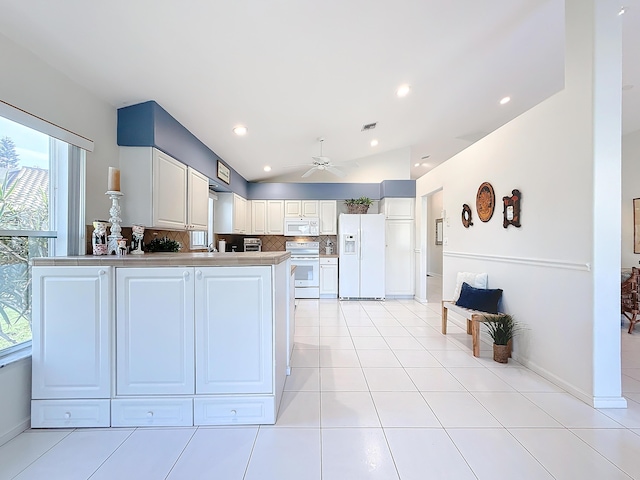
31, 266, 112, 428
116, 268, 195, 396
319, 257, 338, 298
195, 267, 273, 394
32, 262, 289, 428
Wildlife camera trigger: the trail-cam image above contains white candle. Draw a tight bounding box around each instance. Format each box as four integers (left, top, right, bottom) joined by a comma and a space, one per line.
108, 167, 120, 192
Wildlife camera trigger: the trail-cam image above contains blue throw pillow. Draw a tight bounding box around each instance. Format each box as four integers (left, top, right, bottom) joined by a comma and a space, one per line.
455, 282, 503, 314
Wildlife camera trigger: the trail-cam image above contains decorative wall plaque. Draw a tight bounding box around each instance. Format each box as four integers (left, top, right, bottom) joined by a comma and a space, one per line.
503, 189, 521, 228
476, 182, 495, 222
462, 204, 473, 228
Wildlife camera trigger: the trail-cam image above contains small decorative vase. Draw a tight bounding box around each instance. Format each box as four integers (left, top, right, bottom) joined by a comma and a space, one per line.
493, 344, 510, 363
92, 220, 108, 255
130, 224, 145, 255
117, 239, 128, 256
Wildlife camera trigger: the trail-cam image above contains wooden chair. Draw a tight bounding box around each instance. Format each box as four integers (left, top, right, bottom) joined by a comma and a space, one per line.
622, 267, 640, 334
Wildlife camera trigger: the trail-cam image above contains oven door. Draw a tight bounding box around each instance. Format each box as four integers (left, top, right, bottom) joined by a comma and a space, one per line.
291, 258, 319, 287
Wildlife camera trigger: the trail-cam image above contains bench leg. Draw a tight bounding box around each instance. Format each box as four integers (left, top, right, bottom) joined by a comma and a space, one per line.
467, 319, 472, 335
441, 301, 448, 334
471, 314, 481, 357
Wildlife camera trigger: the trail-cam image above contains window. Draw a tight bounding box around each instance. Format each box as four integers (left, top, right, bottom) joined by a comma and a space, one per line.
0, 113, 85, 359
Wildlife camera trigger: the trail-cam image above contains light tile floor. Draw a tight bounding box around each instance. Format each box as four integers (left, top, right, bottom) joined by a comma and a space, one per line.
3, 280, 640, 479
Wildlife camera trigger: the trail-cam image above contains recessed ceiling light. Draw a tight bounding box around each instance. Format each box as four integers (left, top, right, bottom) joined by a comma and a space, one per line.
619, 6, 626, 15
233, 125, 248, 136
370, 139, 379, 147
414, 162, 420, 167
396, 84, 411, 97
263, 166, 271, 172
499, 96, 511, 105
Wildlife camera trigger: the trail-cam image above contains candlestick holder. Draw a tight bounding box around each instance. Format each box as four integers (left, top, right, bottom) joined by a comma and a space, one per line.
106, 190, 124, 255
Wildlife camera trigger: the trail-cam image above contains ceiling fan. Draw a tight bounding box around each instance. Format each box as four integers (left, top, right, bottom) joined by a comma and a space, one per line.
300, 138, 347, 178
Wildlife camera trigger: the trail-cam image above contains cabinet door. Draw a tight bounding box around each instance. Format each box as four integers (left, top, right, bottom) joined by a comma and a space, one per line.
266, 200, 284, 234
117, 268, 194, 395
195, 266, 273, 394
233, 194, 247, 234
32, 266, 111, 399
284, 200, 301, 217
251, 200, 267, 234
187, 167, 209, 230
385, 220, 415, 295
301, 200, 319, 217
153, 150, 188, 229
382, 198, 415, 219
319, 200, 337, 234
319, 261, 338, 296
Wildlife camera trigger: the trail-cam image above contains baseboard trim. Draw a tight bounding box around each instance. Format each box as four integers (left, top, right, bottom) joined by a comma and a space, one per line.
593, 396, 628, 409
0, 417, 30, 447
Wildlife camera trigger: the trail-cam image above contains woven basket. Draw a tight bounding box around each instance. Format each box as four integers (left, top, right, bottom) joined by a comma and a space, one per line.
347, 204, 370, 214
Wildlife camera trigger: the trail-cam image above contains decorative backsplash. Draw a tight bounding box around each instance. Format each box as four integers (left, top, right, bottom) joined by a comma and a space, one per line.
86, 225, 338, 255
85, 226, 198, 254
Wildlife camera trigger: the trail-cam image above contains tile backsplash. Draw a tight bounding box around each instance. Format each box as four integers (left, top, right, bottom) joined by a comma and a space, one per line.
86, 225, 337, 255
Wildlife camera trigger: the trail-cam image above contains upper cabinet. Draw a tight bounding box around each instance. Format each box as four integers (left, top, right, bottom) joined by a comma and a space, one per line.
319, 201, 337, 235
284, 200, 319, 217
251, 200, 284, 235
187, 167, 209, 230
215, 192, 248, 234
120, 147, 209, 231
380, 197, 415, 219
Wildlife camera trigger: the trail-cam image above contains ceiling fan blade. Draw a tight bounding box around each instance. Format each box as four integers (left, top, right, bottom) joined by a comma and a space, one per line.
325, 165, 346, 177
301, 167, 317, 178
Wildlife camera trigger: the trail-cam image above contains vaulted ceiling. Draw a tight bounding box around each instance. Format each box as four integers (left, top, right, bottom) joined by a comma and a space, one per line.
0, 0, 638, 184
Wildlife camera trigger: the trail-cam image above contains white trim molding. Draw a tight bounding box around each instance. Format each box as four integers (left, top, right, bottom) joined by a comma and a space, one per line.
444, 251, 591, 272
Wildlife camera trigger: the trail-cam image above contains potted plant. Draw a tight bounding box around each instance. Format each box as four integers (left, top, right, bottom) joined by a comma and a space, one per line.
145, 236, 181, 253
345, 196, 373, 214
482, 314, 518, 363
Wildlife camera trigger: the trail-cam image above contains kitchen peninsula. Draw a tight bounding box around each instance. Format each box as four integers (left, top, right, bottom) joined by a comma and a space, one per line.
30, 251, 291, 428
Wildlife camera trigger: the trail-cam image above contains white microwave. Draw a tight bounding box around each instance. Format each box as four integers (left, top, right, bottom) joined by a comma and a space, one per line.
284, 217, 319, 236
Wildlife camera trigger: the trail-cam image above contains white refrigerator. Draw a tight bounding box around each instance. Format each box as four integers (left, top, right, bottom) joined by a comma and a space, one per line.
338, 213, 385, 299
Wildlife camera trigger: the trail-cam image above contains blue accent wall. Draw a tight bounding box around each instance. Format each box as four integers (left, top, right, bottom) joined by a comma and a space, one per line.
117, 101, 414, 202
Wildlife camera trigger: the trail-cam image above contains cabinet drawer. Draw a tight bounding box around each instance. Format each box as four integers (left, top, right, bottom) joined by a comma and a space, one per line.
31, 399, 110, 428
320, 257, 337, 265
111, 398, 193, 427
194, 396, 275, 425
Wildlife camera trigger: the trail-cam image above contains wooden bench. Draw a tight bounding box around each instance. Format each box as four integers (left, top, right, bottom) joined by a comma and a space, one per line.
441, 301, 510, 357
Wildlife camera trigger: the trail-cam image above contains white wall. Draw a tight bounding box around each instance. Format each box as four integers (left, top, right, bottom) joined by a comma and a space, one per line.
622, 129, 640, 267
427, 190, 443, 276
1, 33, 118, 223
0, 33, 117, 444
416, 0, 624, 407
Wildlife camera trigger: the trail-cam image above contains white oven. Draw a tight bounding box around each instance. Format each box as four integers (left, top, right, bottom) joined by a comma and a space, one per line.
284, 218, 319, 237
286, 241, 320, 298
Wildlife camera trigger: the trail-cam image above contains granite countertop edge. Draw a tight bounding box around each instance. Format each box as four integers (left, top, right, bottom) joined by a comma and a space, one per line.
32, 251, 291, 267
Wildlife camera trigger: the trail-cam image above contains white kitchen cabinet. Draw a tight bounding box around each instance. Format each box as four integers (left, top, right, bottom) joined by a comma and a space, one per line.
251, 200, 284, 235
251, 200, 267, 234
380, 197, 415, 219
195, 267, 273, 394
284, 200, 319, 217
319, 200, 337, 234
266, 200, 285, 234
214, 192, 249, 234
120, 147, 187, 230
31, 266, 112, 428
319, 257, 338, 298
385, 219, 415, 297
187, 166, 210, 230
116, 267, 195, 396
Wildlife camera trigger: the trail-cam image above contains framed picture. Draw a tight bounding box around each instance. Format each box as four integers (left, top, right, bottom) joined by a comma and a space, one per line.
634, 198, 640, 253
435, 218, 443, 245
217, 160, 230, 184
503, 189, 521, 228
